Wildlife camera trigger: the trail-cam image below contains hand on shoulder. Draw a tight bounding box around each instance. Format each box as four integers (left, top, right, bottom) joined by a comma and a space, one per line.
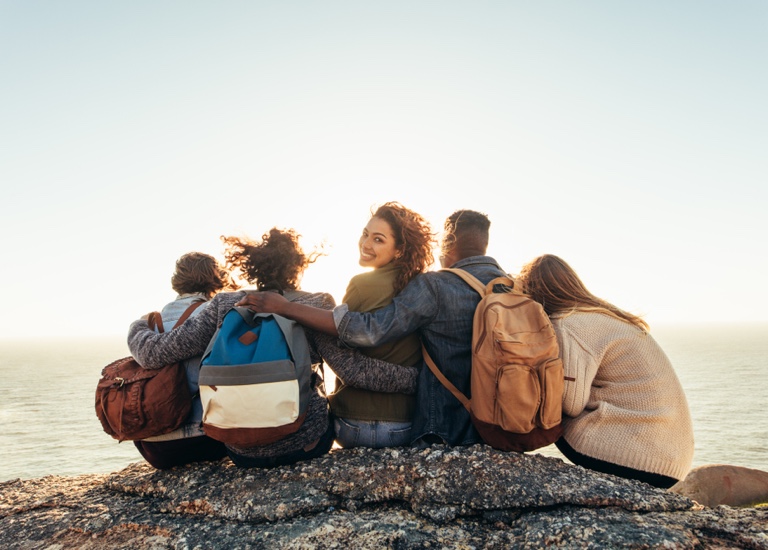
236, 290, 289, 314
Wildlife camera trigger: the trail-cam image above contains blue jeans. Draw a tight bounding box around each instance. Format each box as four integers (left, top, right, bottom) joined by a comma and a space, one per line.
334, 417, 412, 449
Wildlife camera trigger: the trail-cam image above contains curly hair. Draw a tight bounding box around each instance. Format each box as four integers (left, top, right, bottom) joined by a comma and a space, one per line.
371, 202, 436, 294
518, 254, 649, 331
221, 228, 323, 292
171, 252, 237, 298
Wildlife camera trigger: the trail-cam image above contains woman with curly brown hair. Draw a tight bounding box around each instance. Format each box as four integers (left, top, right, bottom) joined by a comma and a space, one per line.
128, 228, 419, 468
330, 202, 436, 449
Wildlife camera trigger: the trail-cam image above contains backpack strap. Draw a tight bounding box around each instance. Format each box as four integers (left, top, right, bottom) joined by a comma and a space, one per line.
442, 267, 522, 296
422, 268, 519, 412
173, 299, 206, 329
441, 268, 486, 295
282, 290, 324, 386
147, 299, 206, 334
420, 268, 487, 411
147, 312, 164, 333
423, 344, 471, 412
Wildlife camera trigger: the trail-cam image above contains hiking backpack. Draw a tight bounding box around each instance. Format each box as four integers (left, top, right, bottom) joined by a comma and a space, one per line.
197, 291, 315, 447
423, 268, 564, 452
95, 300, 204, 442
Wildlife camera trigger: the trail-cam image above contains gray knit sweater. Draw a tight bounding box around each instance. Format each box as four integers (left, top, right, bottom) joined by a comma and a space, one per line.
127, 291, 419, 459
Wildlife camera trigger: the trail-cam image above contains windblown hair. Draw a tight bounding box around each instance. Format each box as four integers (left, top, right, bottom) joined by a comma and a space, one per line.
171, 252, 237, 298
222, 228, 323, 292
371, 202, 436, 294
517, 254, 649, 331
441, 209, 491, 259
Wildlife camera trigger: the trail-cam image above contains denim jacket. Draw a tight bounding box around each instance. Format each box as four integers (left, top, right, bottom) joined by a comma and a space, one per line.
334, 255, 507, 446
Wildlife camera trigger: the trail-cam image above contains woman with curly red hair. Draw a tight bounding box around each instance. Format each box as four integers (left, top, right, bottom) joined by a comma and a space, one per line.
330, 202, 436, 449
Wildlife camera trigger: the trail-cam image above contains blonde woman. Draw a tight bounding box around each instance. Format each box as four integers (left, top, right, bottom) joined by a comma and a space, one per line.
518, 254, 694, 488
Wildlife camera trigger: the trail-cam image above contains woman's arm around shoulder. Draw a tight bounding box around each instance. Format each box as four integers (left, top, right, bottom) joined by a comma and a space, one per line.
293, 291, 336, 311
310, 330, 418, 394
128, 292, 243, 368
236, 291, 338, 335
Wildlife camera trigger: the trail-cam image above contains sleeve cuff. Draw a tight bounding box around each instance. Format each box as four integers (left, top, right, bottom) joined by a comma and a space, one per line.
332, 303, 349, 330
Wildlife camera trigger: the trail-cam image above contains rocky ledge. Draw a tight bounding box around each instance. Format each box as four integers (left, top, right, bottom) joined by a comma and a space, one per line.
1, 445, 766, 549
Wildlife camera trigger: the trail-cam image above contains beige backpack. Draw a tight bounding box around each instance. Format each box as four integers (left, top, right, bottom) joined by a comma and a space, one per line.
423, 268, 564, 452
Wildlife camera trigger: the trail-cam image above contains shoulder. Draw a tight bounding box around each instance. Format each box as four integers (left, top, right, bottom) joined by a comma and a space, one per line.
348, 266, 397, 286
347, 270, 373, 285
398, 271, 439, 293
557, 311, 641, 334
553, 312, 608, 337
345, 272, 372, 295
295, 291, 336, 310
451, 256, 506, 273
553, 311, 643, 353
346, 269, 397, 302
211, 291, 246, 312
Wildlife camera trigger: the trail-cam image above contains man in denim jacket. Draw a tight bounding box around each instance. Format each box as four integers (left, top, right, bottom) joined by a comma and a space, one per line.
237, 210, 508, 447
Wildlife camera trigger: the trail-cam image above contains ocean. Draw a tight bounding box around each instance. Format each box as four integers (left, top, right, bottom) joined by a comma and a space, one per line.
1, 323, 766, 482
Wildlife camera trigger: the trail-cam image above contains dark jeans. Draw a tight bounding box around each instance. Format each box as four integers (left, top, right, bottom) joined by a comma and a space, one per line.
334, 417, 412, 449
134, 435, 227, 470
556, 437, 679, 489
227, 420, 336, 469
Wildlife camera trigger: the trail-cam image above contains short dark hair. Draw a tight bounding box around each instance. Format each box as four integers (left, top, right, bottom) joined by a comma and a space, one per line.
442, 209, 490, 258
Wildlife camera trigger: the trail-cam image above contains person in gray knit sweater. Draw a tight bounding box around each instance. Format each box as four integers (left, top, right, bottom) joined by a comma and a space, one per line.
128, 228, 419, 469
133, 251, 236, 469
518, 254, 694, 488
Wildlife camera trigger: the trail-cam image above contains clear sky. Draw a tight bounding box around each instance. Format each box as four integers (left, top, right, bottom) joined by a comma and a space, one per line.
1, 1, 766, 340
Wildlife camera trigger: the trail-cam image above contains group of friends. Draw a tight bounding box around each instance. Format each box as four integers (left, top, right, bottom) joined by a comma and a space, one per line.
127, 204, 695, 489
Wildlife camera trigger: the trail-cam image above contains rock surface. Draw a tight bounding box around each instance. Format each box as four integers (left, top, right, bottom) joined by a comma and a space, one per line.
1, 445, 766, 549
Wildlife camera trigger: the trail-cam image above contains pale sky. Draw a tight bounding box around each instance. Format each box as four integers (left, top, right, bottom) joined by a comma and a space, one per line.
1, 1, 766, 340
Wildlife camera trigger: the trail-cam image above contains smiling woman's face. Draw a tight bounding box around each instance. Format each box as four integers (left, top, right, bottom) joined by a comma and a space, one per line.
358, 216, 399, 269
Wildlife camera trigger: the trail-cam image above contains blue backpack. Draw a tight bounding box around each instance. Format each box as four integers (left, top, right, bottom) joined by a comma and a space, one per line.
198, 291, 314, 447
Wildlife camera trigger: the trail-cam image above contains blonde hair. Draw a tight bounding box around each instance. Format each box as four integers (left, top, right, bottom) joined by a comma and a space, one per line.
518, 254, 649, 331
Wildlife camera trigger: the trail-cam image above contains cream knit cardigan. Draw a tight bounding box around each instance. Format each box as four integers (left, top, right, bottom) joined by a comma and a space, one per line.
552, 311, 695, 481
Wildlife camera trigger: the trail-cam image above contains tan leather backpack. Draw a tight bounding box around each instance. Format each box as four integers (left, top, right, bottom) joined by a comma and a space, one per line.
424, 268, 564, 452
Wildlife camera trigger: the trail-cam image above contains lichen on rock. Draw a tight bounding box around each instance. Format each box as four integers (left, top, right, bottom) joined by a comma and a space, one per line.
2, 444, 767, 549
